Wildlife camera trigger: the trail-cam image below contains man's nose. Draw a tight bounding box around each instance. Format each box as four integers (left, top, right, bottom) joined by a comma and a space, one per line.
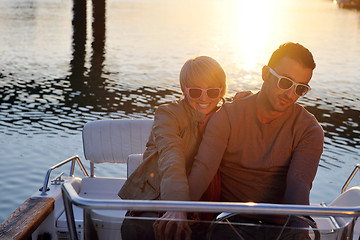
284, 85, 297, 99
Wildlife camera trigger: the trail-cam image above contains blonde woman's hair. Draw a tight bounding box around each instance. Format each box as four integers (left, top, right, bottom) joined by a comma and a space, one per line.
179, 56, 227, 98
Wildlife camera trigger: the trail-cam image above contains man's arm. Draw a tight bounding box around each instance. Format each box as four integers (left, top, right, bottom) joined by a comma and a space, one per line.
285, 122, 324, 205
187, 107, 231, 201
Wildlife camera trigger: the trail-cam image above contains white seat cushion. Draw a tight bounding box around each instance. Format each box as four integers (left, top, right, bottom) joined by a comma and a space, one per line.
127, 154, 144, 177
82, 119, 153, 164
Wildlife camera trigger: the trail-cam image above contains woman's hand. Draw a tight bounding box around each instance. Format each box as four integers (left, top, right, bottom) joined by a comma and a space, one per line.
233, 90, 253, 100
153, 211, 191, 240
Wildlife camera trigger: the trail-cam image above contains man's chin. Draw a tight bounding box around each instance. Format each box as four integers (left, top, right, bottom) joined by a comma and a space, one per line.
275, 104, 291, 113
272, 101, 292, 113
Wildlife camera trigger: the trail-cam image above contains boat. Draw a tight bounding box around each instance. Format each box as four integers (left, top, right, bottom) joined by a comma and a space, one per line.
336, 0, 360, 9
1, 119, 360, 240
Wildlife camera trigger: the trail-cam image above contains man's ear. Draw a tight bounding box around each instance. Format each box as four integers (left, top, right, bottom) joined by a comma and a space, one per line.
261, 65, 269, 82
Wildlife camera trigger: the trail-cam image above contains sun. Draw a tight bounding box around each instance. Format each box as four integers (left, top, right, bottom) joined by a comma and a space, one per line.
233, 0, 271, 70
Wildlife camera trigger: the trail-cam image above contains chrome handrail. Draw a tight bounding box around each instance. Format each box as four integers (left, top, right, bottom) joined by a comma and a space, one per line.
342, 164, 360, 193
61, 182, 360, 240
62, 182, 360, 215
41, 156, 88, 196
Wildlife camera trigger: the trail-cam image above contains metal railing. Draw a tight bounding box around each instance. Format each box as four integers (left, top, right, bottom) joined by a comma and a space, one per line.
342, 164, 360, 193
61, 182, 360, 240
40, 155, 88, 196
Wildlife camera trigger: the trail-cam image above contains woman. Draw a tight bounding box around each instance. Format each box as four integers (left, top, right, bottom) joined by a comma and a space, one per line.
119, 56, 240, 239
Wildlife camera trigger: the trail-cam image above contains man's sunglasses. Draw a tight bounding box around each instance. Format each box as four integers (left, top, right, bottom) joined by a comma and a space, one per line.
185, 87, 222, 100
268, 66, 311, 97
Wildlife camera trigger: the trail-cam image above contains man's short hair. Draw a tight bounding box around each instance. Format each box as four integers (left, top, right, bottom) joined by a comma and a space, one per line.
268, 42, 316, 70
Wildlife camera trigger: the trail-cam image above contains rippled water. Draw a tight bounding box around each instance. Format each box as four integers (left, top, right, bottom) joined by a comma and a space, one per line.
0, 0, 360, 223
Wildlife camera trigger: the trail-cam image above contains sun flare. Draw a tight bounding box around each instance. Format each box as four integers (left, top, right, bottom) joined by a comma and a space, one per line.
232, 0, 271, 70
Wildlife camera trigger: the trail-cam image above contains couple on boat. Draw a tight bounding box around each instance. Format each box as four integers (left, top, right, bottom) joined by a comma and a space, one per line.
118, 42, 324, 240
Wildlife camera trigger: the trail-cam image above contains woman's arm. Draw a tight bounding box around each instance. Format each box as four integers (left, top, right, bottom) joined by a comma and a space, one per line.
152, 104, 192, 201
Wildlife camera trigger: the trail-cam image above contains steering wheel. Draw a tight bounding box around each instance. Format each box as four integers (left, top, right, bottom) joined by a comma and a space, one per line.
207, 213, 320, 240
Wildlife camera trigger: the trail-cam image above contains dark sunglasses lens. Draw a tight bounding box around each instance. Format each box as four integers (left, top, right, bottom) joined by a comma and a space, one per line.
296, 85, 309, 96
206, 89, 220, 98
278, 78, 293, 90
189, 89, 202, 98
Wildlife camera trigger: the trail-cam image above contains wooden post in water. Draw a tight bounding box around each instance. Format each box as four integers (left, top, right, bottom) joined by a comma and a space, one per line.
70, 0, 87, 81
90, 0, 106, 81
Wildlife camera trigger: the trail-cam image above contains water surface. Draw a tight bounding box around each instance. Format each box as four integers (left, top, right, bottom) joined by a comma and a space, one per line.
0, 0, 360, 222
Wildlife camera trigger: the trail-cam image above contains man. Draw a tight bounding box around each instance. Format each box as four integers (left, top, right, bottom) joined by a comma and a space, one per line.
186, 42, 324, 239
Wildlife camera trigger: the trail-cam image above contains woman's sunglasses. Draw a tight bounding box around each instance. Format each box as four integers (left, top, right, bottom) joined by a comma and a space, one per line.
185, 87, 222, 100
268, 66, 311, 97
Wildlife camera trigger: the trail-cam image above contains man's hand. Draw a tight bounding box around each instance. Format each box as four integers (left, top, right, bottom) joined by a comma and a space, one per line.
233, 90, 253, 100
153, 211, 191, 240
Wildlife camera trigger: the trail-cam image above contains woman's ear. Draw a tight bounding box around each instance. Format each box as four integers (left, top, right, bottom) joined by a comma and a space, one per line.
262, 65, 269, 82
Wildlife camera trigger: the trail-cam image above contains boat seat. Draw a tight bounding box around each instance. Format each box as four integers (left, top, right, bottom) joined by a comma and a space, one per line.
307, 186, 360, 239
82, 119, 153, 177
127, 153, 144, 177
58, 119, 153, 238
328, 186, 360, 207
327, 186, 360, 236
